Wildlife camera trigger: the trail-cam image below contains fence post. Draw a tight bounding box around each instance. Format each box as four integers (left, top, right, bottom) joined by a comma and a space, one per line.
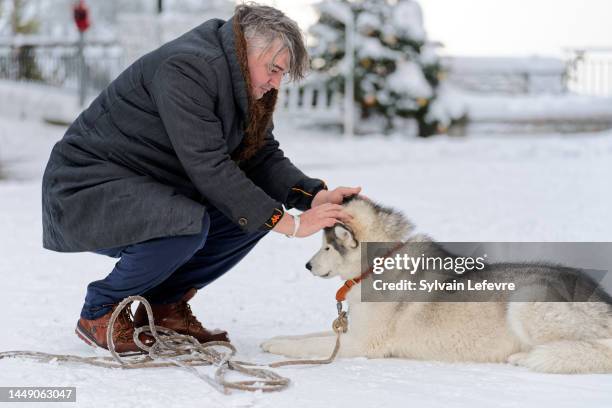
73, 1, 91, 107
344, 11, 355, 138
77, 31, 86, 107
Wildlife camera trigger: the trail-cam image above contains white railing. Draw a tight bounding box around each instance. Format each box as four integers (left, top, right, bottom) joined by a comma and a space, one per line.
276, 81, 344, 123
441, 56, 568, 94
566, 48, 612, 97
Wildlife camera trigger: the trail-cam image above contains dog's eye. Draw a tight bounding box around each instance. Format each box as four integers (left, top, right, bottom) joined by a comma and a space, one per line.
325, 246, 331, 251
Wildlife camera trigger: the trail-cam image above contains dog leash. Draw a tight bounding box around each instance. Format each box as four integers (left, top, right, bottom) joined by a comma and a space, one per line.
0, 296, 290, 394
265, 304, 348, 368
0, 295, 351, 393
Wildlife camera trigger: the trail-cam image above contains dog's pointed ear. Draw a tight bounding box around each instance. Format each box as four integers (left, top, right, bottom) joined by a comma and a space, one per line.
334, 224, 358, 248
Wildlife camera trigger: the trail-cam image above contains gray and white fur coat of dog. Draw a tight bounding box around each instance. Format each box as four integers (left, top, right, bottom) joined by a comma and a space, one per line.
261, 196, 612, 374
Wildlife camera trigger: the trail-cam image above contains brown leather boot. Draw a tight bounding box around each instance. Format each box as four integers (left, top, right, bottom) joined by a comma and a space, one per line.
75, 302, 154, 354
133, 288, 229, 343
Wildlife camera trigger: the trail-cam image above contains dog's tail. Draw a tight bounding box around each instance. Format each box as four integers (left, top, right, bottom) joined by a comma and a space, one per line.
514, 338, 612, 374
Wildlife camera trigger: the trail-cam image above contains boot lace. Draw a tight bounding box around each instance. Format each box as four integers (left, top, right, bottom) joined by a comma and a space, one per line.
178, 301, 205, 333
111, 302, 135, 343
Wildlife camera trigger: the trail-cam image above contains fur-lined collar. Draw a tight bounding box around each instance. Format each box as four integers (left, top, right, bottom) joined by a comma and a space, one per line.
218, 16, 278, 162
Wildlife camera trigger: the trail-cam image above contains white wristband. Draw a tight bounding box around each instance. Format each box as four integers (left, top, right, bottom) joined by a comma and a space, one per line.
286, 214, 300, 238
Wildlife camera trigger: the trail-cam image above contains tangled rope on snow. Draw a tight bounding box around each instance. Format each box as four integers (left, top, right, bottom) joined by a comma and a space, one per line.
0, 295, 348, 394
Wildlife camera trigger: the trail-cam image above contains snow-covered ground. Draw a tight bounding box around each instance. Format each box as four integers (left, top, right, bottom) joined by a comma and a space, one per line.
1, 115, 611, 407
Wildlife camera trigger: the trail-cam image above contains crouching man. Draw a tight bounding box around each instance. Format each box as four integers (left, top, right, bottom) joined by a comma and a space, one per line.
42, 3, 359, 354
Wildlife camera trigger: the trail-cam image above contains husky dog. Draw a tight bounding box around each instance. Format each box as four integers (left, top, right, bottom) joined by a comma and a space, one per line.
261, 196, 612, 374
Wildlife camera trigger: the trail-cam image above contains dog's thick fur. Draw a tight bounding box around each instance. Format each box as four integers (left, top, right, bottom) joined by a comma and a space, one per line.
261, 196, 612, 374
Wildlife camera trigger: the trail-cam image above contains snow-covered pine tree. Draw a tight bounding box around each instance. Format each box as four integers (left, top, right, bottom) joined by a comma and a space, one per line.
309, 0, 444, 136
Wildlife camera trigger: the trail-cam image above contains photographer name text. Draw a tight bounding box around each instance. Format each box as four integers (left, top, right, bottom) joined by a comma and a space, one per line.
372, 279, 516, 292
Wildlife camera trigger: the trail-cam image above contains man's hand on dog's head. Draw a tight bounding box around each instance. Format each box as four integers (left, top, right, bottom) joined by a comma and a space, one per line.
311, 186, 362, 208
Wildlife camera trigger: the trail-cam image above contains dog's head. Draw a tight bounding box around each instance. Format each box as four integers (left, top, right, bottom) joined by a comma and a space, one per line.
305, 196, 413, 280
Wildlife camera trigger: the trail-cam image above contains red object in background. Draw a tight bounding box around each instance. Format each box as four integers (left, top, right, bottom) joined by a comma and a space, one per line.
73, 0, 90, 33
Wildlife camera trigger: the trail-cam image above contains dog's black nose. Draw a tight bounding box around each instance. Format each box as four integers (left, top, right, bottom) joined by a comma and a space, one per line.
305, 262, 312, 270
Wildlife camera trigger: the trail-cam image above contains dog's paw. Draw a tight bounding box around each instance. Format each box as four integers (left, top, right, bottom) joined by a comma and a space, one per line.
260, 338, 275, 353
507, 352, 529, 366
507, 344, 595, 374
260, 336, 286, 352
260, 337, 296, 356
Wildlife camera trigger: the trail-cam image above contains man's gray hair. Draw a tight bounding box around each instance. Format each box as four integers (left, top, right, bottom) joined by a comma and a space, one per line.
235, 2, 309, 82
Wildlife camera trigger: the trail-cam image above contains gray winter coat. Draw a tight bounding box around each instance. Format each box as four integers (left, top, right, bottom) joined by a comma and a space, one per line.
42, 17, 324, 252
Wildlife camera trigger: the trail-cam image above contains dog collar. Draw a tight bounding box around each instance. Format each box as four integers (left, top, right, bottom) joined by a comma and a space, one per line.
335, 278, 362, 302
335, 242, 406, 302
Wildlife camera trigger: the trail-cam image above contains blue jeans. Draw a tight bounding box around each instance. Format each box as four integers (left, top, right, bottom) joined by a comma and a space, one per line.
81, 206, 268, 319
